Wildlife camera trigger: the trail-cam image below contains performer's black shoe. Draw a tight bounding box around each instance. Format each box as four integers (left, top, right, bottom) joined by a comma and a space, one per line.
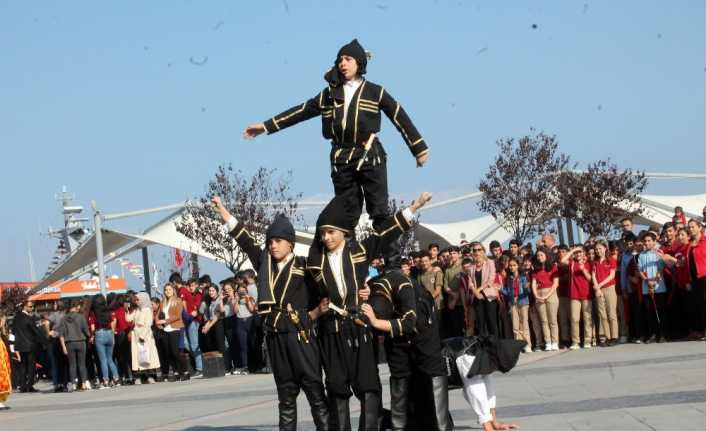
431, 376, 452, 431
277, 383, 299, 431
389, 377, 410, 431
301, 380, 330, 431
329, 395, 351, 431
359, 391, 381, 431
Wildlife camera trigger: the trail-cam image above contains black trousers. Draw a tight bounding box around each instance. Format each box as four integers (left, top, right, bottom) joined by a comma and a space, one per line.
154, 329, 169, 376
114, 331, 133, 380
18, 351, 36, 391
319, 320, 382, 398
202, 320, 225, 354
223, 317, 237, 371
331, 159, 389, 230
668, 287, 690, 339
164, 330, 187, 375
689, 277, 706, 333
441, 306, 465, 338
630, 293, 645, 339
475, 300, 500, 337
66, 341, 88, 384
641, 293, 667, 339
266, 331, 328, 431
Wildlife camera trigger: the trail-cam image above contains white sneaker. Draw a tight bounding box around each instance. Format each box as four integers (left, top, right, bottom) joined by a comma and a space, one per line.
544, 344, 552, 351
569, 344, 580, 350
83, 381, 92, 390
551, 343, 559, 351
147, 377, 156, 384
583, 344, 592, 349
523, 345, 532, 353
134, 378, 142, 385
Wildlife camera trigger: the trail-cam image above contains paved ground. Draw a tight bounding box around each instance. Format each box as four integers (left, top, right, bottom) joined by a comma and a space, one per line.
4, 341, 706, 430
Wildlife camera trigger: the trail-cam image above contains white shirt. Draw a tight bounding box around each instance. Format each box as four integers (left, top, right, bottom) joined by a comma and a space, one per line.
343, 78, 363, 119
327, 242, 347, 300
162, 301, 176, 332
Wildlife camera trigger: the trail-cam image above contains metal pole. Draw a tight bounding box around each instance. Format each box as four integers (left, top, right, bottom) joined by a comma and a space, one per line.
565, 217, 575, 246
556, 218, 565, 245
141, 247, 151, 296
92, 201, 107, 297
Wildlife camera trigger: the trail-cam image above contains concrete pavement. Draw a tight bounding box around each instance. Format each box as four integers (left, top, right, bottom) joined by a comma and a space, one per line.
3, 340, 706, 430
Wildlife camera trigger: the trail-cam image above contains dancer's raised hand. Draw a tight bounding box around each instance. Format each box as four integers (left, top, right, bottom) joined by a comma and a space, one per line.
416, 152, 428, 167
410, 192, 433, 213
243, 123, 266, 139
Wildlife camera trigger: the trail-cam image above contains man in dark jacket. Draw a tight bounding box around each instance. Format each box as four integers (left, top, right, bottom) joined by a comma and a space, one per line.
12, 301, 45, 392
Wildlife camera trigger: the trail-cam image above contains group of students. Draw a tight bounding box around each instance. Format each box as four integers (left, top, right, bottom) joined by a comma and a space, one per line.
398, 210, 706, 358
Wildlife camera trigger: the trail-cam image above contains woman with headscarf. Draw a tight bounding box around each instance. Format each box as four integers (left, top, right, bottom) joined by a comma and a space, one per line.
127, 292, 160, 384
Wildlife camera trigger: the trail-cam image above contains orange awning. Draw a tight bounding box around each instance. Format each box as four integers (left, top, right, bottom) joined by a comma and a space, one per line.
1, 279, 128, 302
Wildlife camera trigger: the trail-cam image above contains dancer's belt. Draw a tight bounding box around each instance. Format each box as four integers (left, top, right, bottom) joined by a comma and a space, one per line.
328, 302, 367, 327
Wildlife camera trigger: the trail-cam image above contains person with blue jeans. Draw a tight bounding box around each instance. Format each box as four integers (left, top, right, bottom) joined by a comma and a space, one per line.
92, 295, 120, 387
178, 277, 203, 374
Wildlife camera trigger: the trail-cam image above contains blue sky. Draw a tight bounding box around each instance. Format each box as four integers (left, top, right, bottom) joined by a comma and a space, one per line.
2, 1, 705, 284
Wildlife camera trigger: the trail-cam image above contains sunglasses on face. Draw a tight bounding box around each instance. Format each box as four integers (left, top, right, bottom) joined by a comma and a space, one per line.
472, 248, 483, 252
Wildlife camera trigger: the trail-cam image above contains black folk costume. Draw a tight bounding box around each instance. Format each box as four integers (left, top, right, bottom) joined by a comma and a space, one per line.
369, 270, 452, 431
225, 215, 329, 431
260, 39, 428, 232
307, 196, 414, 431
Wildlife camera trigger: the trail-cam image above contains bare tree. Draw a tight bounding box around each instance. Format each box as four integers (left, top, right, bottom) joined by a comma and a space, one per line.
176, 165, 302, 274
556, 160, 648, 238
478, 129, 571, 242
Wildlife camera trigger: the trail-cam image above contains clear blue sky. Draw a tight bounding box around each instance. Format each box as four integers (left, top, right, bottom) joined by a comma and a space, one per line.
2, 1, 705, 283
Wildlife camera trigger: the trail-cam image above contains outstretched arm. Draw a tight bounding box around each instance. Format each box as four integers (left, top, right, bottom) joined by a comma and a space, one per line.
363, 191, 432, 260
379, 88, 429, 167
243, 91, 325, 139
211, 196, 263, 269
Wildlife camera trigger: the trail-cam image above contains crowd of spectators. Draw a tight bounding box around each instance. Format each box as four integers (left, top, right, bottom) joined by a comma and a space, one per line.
2, 270, 266, 393
2, 205, 705, 396
401, 207, 706, 355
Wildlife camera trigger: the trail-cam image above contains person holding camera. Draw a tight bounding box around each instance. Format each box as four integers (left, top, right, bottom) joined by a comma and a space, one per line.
233, 270, 257, 375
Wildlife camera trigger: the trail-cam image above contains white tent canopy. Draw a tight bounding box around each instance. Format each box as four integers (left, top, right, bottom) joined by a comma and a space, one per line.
34, 192, 705, 292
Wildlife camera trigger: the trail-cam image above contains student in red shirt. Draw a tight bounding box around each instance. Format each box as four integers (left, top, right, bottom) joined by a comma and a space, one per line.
179, 277, 203, 374
531, 247, 559, 351
561, 246, 594, 350
592, 240, 618, 346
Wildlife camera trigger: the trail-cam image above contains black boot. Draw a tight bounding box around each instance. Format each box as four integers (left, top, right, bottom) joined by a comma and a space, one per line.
329, 394, 351, 431
390, 377, 410, 431
358, 391, 381, 431
277, 383, 299, 431
301, 379, 330, 431
431, 376, 452, 431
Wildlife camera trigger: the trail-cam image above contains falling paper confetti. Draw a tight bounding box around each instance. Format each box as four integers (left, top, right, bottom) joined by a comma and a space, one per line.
189, 56, 208, 66
476, 46, 488, 55
213, 20, 224, 30
531, 24, 538, 29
